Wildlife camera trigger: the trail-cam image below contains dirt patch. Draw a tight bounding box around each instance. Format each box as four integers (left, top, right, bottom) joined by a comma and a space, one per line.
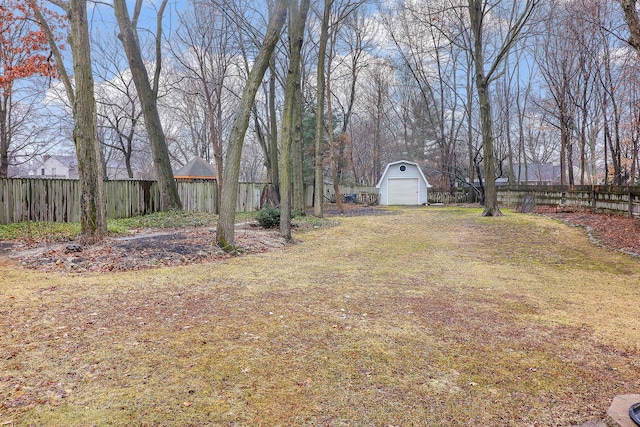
11, 222, 288, 273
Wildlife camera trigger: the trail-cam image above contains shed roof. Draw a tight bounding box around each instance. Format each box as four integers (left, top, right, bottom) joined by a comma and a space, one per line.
174, 157, 217, 179
376, 160, 431, 188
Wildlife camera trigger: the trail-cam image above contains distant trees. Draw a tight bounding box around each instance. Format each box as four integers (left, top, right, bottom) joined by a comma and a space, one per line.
619, 0, 640, 184
382, 0, 469, 193
92, 36, 144, 180
171, 0, 239, 211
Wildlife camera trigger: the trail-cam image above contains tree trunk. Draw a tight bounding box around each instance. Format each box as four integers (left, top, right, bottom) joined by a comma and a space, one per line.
475, 76, 501, 216
113, 0, 181, 211
268, 59, 280, 191
621, 1, 640, 52
30, 0, 106, 242
279, 0, 310, 241
292, 84, 305, 214
326, 33, 343, 213
125, 152, 134, 179
313, 0, 331, 218
216, 0, 287, 251
469, 0, 501, 216
0, 96, 8, 178
204, 89, 224, 212
70, 0, 107, 243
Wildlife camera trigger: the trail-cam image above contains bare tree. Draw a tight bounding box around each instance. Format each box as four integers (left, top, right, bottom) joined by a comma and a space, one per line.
113, 0, 182, 210
467, 0, 540, 216
171, 1, 238, 210
383, 1, 469, 194
313, 0, 331, 217
313, 0, 366, 215
93, 36, 145, 179
217, 0, 287, 251
30, 0, 106, 243
1, 80, 58, 177
279, 0, 310, 240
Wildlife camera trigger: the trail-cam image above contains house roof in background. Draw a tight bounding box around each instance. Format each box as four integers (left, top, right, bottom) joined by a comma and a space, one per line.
44, 154, 77, 169
174, 157, 217, 179
513, 163, 561, 182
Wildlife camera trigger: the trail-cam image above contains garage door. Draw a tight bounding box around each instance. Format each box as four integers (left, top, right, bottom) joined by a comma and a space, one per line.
388, 178, 419, 205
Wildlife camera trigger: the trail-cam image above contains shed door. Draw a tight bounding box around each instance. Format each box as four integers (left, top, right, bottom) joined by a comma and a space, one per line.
388, 178, 419, 205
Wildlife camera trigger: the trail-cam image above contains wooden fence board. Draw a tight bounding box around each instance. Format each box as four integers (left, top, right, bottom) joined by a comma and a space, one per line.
177, 181, 217, 213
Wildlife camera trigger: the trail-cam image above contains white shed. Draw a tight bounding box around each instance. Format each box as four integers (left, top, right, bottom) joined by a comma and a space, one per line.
376, 160, 431, 205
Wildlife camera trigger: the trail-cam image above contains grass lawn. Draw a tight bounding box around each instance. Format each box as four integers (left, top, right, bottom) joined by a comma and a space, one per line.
1, 207, 639, 426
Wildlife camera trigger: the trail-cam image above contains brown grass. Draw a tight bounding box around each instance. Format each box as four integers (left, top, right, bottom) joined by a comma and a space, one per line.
1, 206, 640, 426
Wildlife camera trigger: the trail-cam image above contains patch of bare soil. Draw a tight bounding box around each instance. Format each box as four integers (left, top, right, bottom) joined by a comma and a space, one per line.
10, 222, 288, 273
533, 206, 640, 257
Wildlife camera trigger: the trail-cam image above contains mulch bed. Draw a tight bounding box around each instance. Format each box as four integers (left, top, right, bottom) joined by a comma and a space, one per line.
533, 206, 640, 257
6, 223, 289, 273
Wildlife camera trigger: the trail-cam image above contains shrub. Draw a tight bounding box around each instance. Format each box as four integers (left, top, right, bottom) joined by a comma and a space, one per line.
256, 206, 280, 228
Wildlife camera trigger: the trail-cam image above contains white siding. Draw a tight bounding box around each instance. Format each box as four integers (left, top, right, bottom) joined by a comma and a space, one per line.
41, 158, 70, 178
378, 161, 429, 205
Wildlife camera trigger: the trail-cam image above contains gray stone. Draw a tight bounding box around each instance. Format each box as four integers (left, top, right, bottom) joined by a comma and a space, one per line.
521, 194, 535, 213
605, 394, 640, 427
65, 244, 83, 253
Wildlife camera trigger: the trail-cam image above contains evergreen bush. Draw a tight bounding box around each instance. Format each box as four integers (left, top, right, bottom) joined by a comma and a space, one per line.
256, 206, 280, 228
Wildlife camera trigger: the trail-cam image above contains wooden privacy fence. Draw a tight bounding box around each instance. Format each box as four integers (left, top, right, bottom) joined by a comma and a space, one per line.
428, 191, 470, 205
429, 185, 640, 217
176, 181, 263, 214
496, 185, 640, 217
0, 178, 82, 224
0, 178, 265, 225
0, 178, 379, 225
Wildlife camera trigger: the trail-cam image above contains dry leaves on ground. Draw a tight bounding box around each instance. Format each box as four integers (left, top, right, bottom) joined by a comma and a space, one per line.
534, 206, 640, 257
10, 223, 289, 273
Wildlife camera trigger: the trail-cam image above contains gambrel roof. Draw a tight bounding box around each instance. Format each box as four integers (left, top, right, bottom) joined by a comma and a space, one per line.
376, 160, 431, 188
